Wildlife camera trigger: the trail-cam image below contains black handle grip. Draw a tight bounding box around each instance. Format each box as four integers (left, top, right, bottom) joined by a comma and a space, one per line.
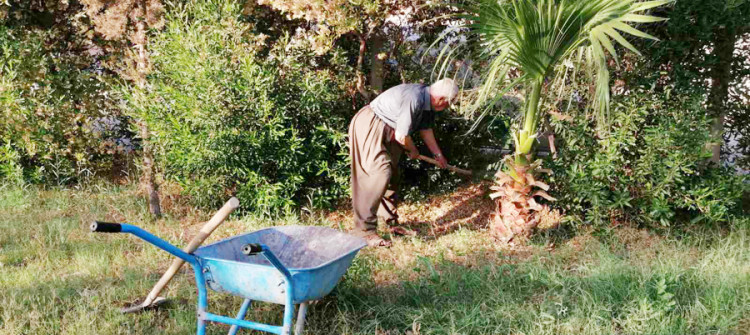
91, 221, 122, 233
242, 243, 263, 255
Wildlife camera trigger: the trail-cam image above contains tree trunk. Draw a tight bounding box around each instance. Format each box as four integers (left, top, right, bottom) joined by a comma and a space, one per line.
140, 121, 161, 218
355, 32, 371, 100
708, 27, 737, 164
369, 34, 385, 94
134, 9, 162, 218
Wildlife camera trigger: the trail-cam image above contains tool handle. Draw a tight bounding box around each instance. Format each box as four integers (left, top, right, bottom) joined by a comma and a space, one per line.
241, 243, 263, 255
91, 221, 122, 233
140, 197, 240, 308
418, 155, 472, 176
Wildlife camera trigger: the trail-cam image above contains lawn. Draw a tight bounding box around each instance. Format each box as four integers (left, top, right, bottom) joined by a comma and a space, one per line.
1, 183, 748, 334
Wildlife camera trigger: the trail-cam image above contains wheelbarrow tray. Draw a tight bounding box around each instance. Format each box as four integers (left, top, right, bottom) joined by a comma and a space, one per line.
194, 226, 366, 305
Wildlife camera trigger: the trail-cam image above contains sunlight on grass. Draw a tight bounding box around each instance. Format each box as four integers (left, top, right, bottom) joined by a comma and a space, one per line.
1, 184, 748, 334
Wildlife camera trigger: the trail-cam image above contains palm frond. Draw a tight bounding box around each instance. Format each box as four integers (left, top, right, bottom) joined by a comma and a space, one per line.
430, 0, 670, 136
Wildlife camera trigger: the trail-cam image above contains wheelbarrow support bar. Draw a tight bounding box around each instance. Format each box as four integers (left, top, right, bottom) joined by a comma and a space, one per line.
242, 243, 295, 335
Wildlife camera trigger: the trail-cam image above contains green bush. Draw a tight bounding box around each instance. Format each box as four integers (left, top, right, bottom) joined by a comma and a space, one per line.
547, 91, 747, 226
0, 25, 126, 185
123, 0, 351, 215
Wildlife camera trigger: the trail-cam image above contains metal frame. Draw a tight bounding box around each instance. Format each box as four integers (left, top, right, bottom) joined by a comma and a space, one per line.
117, 224, 307, 335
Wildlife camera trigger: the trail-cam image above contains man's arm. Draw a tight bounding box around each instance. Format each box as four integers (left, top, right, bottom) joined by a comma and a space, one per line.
419, 128, 448, 168
396, 134, 420, 159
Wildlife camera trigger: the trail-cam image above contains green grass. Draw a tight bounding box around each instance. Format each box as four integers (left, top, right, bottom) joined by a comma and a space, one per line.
1, 184, 748, 334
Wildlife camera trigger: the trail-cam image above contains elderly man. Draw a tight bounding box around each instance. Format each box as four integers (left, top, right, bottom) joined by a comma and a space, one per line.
348, 78, 459, 247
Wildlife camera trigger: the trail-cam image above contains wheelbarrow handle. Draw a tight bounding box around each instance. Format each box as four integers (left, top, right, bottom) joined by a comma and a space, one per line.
241, 243, 292, 280
90, 221, 198, 266
241, 243, 263, 255
91, 221, 122, 233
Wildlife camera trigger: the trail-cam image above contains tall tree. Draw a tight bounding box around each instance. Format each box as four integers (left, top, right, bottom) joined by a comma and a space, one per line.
80, 0, 165, 217
629, 0, 750, 164
446, 0, 668, 243
255, 0, 440, 100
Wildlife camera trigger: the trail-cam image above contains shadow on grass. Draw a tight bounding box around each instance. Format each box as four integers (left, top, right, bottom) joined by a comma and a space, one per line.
396, 186, 493, 240
5, 232, 748, 335
301, 245, 748, 335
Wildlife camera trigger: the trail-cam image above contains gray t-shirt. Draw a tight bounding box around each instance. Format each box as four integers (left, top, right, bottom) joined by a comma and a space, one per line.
370, 84, 435, 140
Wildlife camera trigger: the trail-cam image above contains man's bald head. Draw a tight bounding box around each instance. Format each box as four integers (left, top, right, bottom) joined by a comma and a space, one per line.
429, 78, 459, 111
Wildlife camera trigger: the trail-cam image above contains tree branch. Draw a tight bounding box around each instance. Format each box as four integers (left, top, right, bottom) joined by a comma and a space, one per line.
355, 31, 371, 100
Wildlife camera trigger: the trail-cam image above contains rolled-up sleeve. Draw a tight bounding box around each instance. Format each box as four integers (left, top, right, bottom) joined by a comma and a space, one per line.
417, 111, 435, 130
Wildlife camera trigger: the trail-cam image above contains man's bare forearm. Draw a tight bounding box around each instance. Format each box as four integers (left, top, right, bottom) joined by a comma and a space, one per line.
397, 135, 420, 157
419, 129, 443, 156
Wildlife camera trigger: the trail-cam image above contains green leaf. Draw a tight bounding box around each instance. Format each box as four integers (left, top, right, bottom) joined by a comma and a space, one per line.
611, 21, 659, 41
592, 28, 619, 61
602, 26, 641, 56
621, 13, 668, 23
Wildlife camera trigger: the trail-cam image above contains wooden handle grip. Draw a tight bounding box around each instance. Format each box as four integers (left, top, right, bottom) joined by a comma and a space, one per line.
418, 155, 472, 176
141, 197, 240, 306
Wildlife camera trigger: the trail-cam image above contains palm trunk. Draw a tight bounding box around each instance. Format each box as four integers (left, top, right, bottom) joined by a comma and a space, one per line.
522, 80, 543, 143
491, 78, 559, 243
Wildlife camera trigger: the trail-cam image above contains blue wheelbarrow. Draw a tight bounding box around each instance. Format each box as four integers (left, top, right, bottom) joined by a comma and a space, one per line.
91, 222, 366, 335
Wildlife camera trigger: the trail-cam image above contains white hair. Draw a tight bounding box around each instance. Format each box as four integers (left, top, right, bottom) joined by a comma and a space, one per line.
429, 78, 459, 101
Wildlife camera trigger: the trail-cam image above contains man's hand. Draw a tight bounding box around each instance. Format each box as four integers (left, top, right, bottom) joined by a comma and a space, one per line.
398, 135, 420, 160
419, 129, 448, 168
434, 153, 448, 169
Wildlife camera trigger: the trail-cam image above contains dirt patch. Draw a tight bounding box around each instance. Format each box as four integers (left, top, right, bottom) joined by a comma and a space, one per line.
324, 182, 495, 239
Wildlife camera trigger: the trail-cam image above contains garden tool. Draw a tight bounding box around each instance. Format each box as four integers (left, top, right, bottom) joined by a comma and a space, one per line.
121, 197, 240, 313
418, 155, 473, 176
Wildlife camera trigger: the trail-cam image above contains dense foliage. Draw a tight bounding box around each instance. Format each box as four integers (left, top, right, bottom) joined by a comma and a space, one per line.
0, 25, 127, 185
548, 91, 747, 226
627, 0, 750, 166
122, 0, 353, 214
0, 0, 747, 227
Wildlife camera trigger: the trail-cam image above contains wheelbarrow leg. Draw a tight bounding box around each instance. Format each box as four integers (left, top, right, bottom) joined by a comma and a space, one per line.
195, 263, 209, 335
242, 244, 296, 335
227, 299, 252, 335
294, 302, 309, 335
282, 295, 294, 335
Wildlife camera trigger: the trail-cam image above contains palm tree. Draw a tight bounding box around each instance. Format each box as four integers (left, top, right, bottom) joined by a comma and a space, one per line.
443, 0, 669, 242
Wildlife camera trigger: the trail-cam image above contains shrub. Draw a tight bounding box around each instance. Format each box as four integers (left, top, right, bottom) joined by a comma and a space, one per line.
123, 0, 351, 214
0, 26, 127, 185
547, 91, 747, 226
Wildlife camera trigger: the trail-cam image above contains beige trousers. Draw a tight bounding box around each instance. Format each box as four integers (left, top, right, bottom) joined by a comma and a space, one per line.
348, 106, 402, 234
